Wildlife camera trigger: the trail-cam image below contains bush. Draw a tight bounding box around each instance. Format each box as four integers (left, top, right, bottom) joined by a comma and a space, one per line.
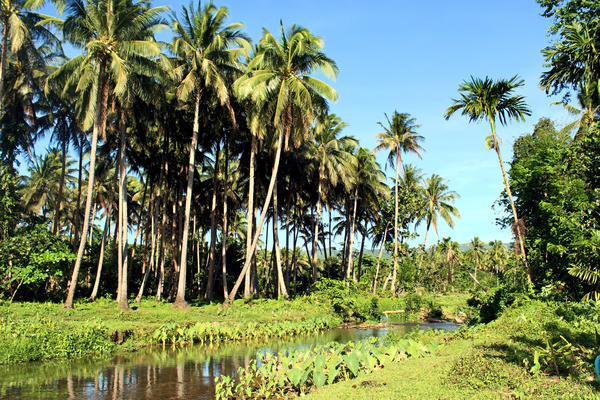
0, 316, 114, 363
467, 284, 530, 324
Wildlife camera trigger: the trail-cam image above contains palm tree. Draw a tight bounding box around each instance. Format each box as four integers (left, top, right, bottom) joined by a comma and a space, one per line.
487, 240, 507, 284
170, 0, 249, 307
228, 22, 338, 303
346, 147, 387, 282
421, 174, 460, 248
0, 0, 59, 114
20, 148, 75, 217
306, 113, 355, 281
468, 236, 485, 288
439, 237, 461, 286
53, 0, 167, 309
444, 76, 532, 284
374, 111, 424, 292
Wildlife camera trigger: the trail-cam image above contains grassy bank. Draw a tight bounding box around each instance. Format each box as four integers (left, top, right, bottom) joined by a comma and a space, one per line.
306, 300, 600, 399
0, 285, 468, 364
0, 297, 337, 364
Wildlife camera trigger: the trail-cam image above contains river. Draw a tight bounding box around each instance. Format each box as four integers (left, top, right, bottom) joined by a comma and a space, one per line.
0, 322, 460, 399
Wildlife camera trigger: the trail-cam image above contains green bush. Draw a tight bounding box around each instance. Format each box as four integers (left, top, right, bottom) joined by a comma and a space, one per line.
0, 316, 114, 364
467, 284, 530, 324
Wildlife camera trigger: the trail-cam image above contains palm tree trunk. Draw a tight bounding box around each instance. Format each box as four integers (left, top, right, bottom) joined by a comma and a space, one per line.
131, 176, 148, 261
0, 22, 8, 114
346, 187, 359, 281
117, 109, 130, 311
89, 203, 112, 301
65, 61, 108, 309
372, 224, 389, 294
204, 141, 220, 300
391, 151, 401, 292
328, 210, 332, 262
357, 225, 366, 282
174, 91, 202, 308
244, 134, 256, 298
52, 139, 68, 235
311, 170, 323, 281
221, 189, 229, 299
227, 125, 285, 304
73, 136, 84, 246
272, 180, 287, 297
136, 197, 156, 303
490, 121, 530, 283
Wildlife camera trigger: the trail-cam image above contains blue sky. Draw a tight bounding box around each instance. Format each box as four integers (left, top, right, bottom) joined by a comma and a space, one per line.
34, 0, 573, 246
190, 0, 571, 246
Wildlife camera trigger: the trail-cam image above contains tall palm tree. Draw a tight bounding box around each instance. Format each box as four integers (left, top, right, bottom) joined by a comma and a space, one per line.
306, 113, 355, 281
374, 111, 424, 292
421, 174, 460, 248
170, 0, 249, 307
228, 22, 338, 303
346, 147, 387, 281
53, 0, 167, 309
444, 76, 532, 283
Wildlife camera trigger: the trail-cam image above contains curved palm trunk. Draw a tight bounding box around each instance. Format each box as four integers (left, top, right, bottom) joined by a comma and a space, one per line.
174, 91, 202, 308
490, 121, 530, 284
65, 62, 108, 309
226, 126, 285, 304
244, 134, 256, 298
89, 203, 111, 301
52, 139, 68, 235
117, 110, 130, 311
372, 224, 389, 294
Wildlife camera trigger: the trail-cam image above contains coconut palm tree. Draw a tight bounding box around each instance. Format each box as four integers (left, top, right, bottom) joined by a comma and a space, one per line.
306, 113, 355, 281
20, 148, 75, 217
228, 22, 338, 303
468, 236, 485, 288
346, 147, 387, 282
170, 0, 249, 307
444, 76, 532, 283
53, 0, 168, 309
421, 174, 460, 248
439, 237, 461, 286
487, 240, 507, 283
374, 111, 424, 292
0, 0, 60, 114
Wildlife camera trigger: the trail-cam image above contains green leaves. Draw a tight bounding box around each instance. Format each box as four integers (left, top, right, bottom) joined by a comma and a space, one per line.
216, 337, 437, 399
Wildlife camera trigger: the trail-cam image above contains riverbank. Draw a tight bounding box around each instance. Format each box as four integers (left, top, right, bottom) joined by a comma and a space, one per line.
0, 297, 337, 364
306, 300, 600, 399
0, 291, 469, 365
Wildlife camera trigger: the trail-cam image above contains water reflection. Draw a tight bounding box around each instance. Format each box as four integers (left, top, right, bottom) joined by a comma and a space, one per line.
0, 322, 459, 400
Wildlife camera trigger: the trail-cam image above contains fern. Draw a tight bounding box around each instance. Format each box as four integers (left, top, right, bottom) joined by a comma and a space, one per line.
568, 264, 600, 300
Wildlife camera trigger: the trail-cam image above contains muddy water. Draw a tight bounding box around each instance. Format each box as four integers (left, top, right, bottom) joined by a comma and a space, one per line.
0, 322, 460, 400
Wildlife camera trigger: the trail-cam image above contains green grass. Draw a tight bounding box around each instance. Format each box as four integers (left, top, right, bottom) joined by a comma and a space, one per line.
0, 296, 336, 363
306, 299, 600, 399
